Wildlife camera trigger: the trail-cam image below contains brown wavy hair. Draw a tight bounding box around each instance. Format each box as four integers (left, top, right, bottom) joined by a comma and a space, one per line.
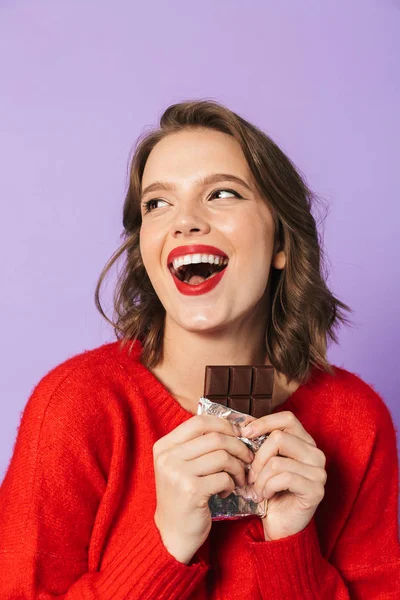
94, 99, 353, 384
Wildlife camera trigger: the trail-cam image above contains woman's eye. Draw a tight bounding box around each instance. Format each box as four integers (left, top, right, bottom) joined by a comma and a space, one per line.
142, 198, 168, 213
142, 188, 242, 214
210, 188, 242, 200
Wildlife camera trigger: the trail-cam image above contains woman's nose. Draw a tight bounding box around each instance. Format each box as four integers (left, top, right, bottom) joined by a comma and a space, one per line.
171, 205, 211, 238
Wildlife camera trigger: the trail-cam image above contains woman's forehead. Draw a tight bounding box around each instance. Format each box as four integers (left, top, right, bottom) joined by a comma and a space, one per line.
141, 135, 253, 196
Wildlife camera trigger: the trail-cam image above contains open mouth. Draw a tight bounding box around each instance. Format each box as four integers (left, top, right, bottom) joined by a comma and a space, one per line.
169, 258, 228, 286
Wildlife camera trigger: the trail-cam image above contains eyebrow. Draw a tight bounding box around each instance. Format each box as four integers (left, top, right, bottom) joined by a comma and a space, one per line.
140, 173, 254, 198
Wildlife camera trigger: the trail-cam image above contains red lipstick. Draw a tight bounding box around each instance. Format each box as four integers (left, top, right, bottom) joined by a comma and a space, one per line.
167, 244, 228, 265
166, 244, 229, 296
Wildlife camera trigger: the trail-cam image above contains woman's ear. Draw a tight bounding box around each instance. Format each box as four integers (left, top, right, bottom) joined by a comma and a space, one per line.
272, 224, 286, 270
272, 249, 286, 270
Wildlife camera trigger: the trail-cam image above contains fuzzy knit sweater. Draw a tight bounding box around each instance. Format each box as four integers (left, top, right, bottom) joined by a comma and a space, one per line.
0, 339, 399, 599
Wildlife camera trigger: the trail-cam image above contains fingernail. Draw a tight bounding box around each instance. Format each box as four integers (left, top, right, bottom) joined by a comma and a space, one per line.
251, 490, 259, 502
248, 468, 255, 484
241, 424, 254, 437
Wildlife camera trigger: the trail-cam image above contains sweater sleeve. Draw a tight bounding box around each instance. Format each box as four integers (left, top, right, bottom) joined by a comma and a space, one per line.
244, 395, 400, 599
0, 367, 209, 599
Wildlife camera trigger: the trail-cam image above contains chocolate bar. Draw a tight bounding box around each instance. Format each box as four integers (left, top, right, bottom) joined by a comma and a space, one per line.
204, 365, 275, 418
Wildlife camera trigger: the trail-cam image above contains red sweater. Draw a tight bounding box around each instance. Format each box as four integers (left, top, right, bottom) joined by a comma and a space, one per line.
0, 340, 399, 599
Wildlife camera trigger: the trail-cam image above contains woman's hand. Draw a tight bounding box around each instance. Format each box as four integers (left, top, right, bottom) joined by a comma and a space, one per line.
153, 415, 254, 565
241, 411, 327, 541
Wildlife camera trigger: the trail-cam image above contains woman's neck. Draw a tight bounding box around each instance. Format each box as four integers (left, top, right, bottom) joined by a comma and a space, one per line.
151, 317, 299, 414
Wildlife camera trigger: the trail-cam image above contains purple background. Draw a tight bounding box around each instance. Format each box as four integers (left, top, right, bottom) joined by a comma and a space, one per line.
1, 0, 399, 478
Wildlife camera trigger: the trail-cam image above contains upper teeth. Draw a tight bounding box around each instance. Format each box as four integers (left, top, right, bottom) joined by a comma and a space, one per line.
171, 254, 228, 270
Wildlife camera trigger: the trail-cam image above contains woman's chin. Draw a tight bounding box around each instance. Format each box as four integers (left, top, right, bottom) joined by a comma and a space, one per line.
174, 314, 231, 334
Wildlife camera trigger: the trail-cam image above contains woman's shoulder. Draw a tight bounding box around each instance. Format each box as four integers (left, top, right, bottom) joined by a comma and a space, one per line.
312, 363, 396, 437
34, 338, 141, 386
22, 339, 143, 430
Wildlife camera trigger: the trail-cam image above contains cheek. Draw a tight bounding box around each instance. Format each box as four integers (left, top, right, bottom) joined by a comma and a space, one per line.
230, 224, 274, 285
223, 216, 273, 259
138, 230, 149, 270
139, 224, 161, 273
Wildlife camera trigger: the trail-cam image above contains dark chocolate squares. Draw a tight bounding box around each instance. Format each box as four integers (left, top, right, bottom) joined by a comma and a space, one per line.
204, 365, 275, 418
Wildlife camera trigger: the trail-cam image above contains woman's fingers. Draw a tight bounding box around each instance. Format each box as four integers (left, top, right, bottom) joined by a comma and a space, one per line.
191, 449, 248, 488
181, 431, 254, 465
241, 411, 316, 446
203, 471, 236, 499
260, 471, 326, 504
154, 415, 254, 495
252, 455, 327, 500
250, 429, 325, 481
154, 415, 241, 454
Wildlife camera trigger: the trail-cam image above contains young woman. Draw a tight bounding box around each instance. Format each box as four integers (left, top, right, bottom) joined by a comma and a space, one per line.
0, 100, 399, 598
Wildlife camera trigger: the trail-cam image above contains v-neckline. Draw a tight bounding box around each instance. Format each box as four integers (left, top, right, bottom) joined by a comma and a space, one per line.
134, 347, 320, 427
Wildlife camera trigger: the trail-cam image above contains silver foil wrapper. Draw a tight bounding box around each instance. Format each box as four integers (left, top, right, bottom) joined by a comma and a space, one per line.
197, 397, 268, 520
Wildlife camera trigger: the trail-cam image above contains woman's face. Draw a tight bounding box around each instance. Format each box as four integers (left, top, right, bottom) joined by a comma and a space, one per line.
139, 128, 285, 335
